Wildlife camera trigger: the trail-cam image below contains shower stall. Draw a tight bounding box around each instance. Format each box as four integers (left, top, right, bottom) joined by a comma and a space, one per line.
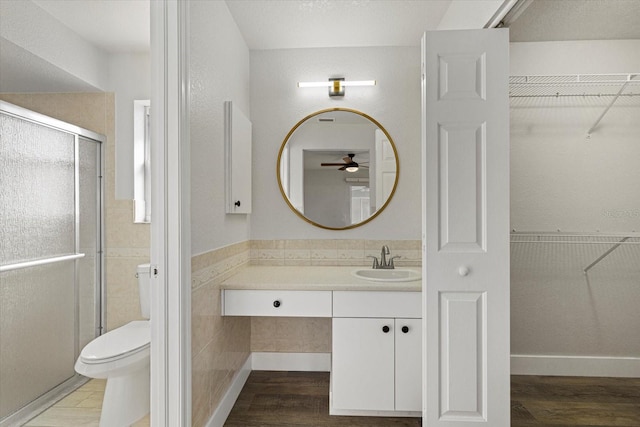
509, 74, 640, 373
0, 101, 104, 425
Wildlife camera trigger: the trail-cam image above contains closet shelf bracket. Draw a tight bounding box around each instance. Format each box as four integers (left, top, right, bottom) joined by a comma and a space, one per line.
583, 237, 630, 275
586, 74, 638, 137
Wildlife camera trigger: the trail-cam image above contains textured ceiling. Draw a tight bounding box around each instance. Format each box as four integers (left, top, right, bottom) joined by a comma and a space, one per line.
3, 0, 639, 94
31, 0, 150, 53
509, 0, 640, 42
14, 0, 640, 53
225, 0, 452, 49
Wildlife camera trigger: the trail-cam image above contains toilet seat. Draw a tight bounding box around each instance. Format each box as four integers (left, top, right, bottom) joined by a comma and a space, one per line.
80, 320, 150, 365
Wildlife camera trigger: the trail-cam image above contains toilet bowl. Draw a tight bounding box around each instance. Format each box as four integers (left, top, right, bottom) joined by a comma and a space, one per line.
75, 264, 151, 427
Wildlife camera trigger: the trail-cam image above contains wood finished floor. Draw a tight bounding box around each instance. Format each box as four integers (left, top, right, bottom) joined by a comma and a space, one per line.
224, 371, 420, 426
225, 371, 640, 427
511, 375, 640, 427
17, 372, 640, 426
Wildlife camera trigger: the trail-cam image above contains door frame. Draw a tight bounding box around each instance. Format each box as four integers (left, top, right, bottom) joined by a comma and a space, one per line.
150, 1, 191, 426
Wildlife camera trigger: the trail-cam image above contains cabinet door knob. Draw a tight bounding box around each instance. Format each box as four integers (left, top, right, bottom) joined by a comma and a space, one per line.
273, 300, 281, 308
402, 326, 409, 333
235, 200, 241, 207
382, 325, 390, 333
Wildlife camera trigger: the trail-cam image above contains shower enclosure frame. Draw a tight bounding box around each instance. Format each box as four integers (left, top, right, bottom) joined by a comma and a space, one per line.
0, 100, 105, 426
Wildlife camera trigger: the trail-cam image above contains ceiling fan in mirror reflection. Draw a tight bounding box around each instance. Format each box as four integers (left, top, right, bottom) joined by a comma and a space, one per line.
321, 153, 369, 172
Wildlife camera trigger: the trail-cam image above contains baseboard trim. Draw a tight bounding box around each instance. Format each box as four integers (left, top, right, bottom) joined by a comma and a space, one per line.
206, 355, 252, 427
511, 354, 640, 377
252, 352, 331, 372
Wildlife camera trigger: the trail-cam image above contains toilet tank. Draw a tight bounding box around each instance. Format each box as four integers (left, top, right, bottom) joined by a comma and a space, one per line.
137, 263, 151, 319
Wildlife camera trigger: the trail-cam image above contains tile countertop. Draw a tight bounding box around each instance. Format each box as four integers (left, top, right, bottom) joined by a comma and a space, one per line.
220, 266, 422, 292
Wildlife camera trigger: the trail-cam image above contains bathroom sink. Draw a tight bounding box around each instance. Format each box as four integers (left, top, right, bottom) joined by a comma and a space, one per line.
352, 268, 421, 282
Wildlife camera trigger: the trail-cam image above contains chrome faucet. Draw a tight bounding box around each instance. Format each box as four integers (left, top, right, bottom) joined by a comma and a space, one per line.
368, 245, 400, 269
380, 245, 390, 268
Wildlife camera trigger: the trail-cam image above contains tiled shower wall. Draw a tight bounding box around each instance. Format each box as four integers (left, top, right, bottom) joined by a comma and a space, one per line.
0, 93, 149, 332
190, 238, 421, 426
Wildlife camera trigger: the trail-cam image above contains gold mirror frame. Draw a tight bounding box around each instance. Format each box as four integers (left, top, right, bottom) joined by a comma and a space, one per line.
276, 107, 399, 230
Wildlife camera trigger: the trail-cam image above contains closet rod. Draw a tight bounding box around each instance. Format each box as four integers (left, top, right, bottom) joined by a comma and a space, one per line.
511, 232, 640, 237
510, 93, 639, 99
510, 232, 640, 245
587, 74, 638, 136
509, 73, 640, 99
510, 73, 638, 85
511, 240, 640, 245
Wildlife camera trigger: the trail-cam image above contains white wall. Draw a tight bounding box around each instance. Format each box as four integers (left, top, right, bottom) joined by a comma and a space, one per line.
0, 0, 109, 91
510, 39, 640, 234
509, 40, 640, 371
250, 46, 421, 240
510, 40, 640, 75
189, 1, 251, 255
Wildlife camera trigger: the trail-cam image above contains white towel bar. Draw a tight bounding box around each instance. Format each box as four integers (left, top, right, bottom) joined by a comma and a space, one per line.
0, 253, 85, 273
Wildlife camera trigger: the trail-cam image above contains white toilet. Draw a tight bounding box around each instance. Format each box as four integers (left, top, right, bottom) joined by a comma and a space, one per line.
75, 263, 151, 427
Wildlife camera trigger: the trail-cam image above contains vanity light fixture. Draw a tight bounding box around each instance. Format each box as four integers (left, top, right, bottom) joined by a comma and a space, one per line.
297, 78, 376, 97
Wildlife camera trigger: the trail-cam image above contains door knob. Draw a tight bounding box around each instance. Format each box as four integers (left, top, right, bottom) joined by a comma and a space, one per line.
458, 266, 470, 277
273, 300, 281, 308
234, 200, 241, 207
402, 326, 409, 333
382, 325, 390, 333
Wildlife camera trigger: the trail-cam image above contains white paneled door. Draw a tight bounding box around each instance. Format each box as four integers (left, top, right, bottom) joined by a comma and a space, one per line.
422, 29, 510, 426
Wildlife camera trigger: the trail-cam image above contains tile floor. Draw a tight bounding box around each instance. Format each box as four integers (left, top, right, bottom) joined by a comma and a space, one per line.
22, 379, 150, 427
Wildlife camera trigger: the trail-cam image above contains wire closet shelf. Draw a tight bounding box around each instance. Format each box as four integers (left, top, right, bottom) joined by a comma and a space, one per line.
510, 232, 640, 277
509, 73, 640, 98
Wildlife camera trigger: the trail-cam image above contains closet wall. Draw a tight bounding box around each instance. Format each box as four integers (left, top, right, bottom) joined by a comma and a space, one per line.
509, 40, 640, 376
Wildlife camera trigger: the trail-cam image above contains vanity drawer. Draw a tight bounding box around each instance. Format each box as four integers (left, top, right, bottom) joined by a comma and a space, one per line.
223, 290, 332, 317
333, 291, 421, 318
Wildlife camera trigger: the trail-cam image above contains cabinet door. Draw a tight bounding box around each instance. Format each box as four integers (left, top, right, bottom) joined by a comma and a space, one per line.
332, 318, 395, 411
395, 318, 422, 411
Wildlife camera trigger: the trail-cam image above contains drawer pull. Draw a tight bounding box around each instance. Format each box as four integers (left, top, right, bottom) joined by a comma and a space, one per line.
382, 325, 390, 333
402, 326, 409, 333
273, 300, 281, 308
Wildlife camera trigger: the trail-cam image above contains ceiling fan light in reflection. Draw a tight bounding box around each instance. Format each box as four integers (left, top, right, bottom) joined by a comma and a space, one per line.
345, 165, 359, 172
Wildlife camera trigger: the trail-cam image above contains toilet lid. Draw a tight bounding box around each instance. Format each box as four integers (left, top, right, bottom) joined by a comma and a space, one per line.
80, 321, 150, 364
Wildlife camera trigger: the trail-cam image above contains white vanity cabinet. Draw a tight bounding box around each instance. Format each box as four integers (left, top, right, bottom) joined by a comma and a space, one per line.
331, 291, 422, 415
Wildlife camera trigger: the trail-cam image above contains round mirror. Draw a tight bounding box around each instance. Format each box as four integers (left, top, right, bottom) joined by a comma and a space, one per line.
277, 108, 399, 230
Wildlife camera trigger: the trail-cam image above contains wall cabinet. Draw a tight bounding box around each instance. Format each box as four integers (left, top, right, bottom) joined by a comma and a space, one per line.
331, 291, 422, 415
224, 101, 252, 214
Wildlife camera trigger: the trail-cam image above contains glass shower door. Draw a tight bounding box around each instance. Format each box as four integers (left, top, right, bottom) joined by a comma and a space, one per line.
0, 106, 102, 423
